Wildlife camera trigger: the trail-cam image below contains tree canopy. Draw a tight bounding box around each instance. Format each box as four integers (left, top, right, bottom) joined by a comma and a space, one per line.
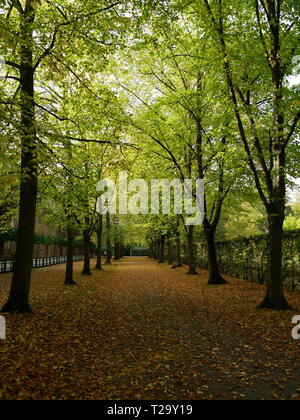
0, 0, 299, 312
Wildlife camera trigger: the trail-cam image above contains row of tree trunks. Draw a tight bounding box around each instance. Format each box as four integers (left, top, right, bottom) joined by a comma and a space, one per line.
149, 230, 183, 270
82, 212, 124, 275
150, 224, 228, 282
82, 211, 124, 277
68, 210, 122, 280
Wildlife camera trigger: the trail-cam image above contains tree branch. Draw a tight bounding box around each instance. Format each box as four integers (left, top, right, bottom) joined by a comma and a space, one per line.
43, 132, 113, 145
55, 2, 120, 27
235, 85, 273, 191
255, 0, 272, 67
4, 60, 21, 70
285, 109, 300, 147
34, 30, 58, 72
38, 138, 85, 180
203, 0, 269, 209
1, 75, 20, 82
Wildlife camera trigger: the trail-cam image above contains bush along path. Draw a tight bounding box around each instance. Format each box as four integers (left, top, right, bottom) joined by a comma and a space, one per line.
0, 257, 300, 400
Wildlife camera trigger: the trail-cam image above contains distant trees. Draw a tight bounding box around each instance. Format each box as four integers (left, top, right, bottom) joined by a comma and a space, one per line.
117, 17, 244, 282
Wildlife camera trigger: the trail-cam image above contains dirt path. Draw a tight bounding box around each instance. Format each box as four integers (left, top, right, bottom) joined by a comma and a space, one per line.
0, 257, 300, 400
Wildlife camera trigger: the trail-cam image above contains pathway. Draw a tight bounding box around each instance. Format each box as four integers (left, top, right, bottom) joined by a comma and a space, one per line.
0, 257, 300, 400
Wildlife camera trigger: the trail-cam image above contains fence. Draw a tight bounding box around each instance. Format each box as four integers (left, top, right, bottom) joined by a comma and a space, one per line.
0, 241, 83, 261
197, 229, 300, 292
0, 255, 84, 274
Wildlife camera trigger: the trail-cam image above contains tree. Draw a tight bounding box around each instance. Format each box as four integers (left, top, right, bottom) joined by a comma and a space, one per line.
2, 0, 38, 313
202, 0, 300, 308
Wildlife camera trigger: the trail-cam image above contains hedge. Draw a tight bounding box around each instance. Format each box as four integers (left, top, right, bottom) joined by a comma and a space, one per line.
197, 229, 300, 292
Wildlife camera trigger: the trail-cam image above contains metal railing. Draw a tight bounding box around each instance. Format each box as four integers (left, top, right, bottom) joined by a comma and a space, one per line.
0, 255, 84, 274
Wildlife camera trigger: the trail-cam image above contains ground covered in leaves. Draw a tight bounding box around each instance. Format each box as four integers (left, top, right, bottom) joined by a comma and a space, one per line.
0, 257, 300, 400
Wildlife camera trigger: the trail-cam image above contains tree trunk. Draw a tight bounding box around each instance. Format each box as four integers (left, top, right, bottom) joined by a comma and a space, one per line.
105, 213, 111, 264
172, 231, 183, 268
120, 242, 124, 258
149, 242, 154, 259
0, 242, 4, 260
259, 209, 290, 309
204, 222, 227, 285
82, 229, 92, 275
65, 224, 76, 285
167, 235, 173, 265
2, 4, 37, 313
151, 242, 156, 259
114, 242, 120, 260
95, 214, 103, 270
186, 225, 198, 275
156, 241, 160, 260
158, 234, 165, 263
